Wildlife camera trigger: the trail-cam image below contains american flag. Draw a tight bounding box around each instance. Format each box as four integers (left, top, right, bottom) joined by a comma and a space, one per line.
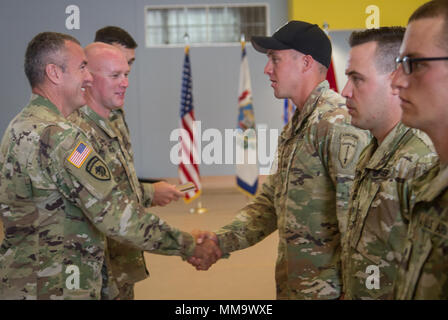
179, 46, 201, 203
67, 142, 91, 168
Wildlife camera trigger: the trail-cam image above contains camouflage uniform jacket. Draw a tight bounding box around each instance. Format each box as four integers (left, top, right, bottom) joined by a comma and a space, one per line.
394, 162, 448, 299
72, 107, 151, 297
108, 108, 155, 207
0, 95, 195, 300
216, 81, 370, 299
341, 122, 437, 299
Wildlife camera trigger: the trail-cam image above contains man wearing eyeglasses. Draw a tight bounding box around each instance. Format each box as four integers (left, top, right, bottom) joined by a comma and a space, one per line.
392, 0, 448, 299
340, 27, 437, 300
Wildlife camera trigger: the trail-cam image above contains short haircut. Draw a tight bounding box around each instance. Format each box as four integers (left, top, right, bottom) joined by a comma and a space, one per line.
349, 27, 405, 74
289, 49, 328, 75
409, 0, 448, 52
24, 32, 80, 87
94, 26, 137, 49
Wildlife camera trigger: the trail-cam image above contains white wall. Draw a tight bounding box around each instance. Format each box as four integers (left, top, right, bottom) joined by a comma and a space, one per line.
0, 1, 356, 179
0, 0, 289, 178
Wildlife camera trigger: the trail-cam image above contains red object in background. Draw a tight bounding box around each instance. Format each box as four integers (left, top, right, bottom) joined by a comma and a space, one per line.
326, 58, 338, 93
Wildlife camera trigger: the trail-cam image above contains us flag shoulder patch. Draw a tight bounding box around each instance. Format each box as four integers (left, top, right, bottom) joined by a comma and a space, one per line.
67, 142, 92, 168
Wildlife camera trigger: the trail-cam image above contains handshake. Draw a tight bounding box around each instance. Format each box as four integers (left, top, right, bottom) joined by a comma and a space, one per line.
188, 230, 222, 271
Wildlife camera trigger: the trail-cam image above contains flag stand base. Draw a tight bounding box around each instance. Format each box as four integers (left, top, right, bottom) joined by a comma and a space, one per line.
189, 200, 208, 214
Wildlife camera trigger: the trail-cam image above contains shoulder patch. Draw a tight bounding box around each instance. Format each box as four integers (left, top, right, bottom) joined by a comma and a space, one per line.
86, 156, 111, 181
339, 133, 359, 168
67, 142, 92, 168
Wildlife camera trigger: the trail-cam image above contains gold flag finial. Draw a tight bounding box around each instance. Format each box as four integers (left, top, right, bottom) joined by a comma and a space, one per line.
322, 22, 329, 35
184, 32, 190, 54
240, 33, 246, 50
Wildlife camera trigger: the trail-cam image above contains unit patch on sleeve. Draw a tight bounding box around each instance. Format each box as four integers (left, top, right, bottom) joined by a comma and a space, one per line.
86, 156, 111, 181
67, 142, 92, 168
338, 133, 359, 168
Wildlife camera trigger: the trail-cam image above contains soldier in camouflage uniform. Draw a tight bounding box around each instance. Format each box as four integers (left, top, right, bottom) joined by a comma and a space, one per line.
95, 26, 137, 68
190, 21, 370, 299
103, 108, 151, 300
94, 26, 183, 207
0, 32, 219, 300
80, 37, 184, 299
93, 28, 185, 299
391, 0, 448, 299
339, 27, 437, 299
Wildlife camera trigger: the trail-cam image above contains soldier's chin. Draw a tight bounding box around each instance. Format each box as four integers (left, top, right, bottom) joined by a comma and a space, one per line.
401, 112, 417, 129
110, 104, 124, 110
273, 91, 285, 100
78, 96, 87, 107
350, 117, 366, 130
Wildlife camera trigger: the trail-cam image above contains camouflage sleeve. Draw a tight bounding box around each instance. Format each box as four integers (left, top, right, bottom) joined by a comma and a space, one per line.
215, 173, 277, 255
40, 125, 195, 259
324, 123, 369, 234
141, 182, 155, 207
398, 149, 439, 222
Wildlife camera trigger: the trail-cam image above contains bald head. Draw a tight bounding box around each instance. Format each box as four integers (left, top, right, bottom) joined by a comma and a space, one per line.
85, 42, 128, 73
84, 42, 130, 117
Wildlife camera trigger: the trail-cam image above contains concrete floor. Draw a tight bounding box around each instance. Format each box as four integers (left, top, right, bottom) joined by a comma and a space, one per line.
135, 177, 278, 300
0, 176, 279, 300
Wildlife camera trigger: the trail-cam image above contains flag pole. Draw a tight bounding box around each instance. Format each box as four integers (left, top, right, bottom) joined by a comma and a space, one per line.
322, 21, 329, 35
183, 32, 190, 54
236, 32, 259, 199
181, 32, 207, 215
322, 22, 339, 92
241, 33, 250, 203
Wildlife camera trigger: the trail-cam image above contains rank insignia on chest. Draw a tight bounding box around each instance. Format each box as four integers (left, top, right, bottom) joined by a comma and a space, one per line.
86, 156, 111, 181
339, 133, 359, 168
67, 142, 92, 168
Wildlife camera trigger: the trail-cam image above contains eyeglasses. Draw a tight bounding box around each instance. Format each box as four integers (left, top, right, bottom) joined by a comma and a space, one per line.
395, 55, 448, 74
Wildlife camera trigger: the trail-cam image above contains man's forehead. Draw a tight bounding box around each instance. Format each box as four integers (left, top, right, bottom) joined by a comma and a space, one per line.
349, 42, 376, 62
346, 43, 377, 73
400, 17, 444, 55
87, 47, 127, 68
65, 40, 81, 53
99, 56, 129, 73
112, 43, 135, 55
267, 49, 282, 55
267, 48, 297, 56
64, 40, 86, 61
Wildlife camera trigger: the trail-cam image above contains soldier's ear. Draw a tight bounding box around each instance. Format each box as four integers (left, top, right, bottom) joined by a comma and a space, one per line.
302, 55, 314, 73
45, 63, 64, 85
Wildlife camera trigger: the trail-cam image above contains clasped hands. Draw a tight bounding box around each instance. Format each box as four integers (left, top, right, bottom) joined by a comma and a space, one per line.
188, 230, 222, 271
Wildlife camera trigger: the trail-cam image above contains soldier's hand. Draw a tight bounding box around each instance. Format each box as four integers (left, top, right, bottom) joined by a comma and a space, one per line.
188, 230, 221, 270
191, 229, 218, 245
152, 181, 183, 207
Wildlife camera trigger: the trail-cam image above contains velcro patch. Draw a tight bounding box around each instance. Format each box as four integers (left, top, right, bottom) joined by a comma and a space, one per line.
86, 156, 111, 181
339, 133, 359, 168
67, 142, 92, 168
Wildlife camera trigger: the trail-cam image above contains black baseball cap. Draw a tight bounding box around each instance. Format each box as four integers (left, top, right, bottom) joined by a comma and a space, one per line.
251, 20, 332, 68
